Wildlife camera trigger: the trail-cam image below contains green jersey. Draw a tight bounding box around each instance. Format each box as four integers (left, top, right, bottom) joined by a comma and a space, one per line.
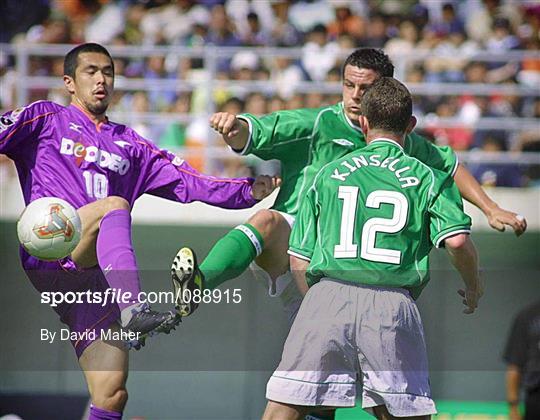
288, 138, 471, 299
237, 103, 458, 215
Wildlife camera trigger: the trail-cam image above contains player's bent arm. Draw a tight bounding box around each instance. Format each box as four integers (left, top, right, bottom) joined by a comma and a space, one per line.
444, 233, 483, 314
289, 255, 310, 296
209, 112, 249, 151
454, 163, 527, 236
138, 143, 263, 209
506, 364, 522, 418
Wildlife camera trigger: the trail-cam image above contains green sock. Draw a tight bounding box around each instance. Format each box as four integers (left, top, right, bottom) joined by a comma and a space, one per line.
200, 224, 264, 290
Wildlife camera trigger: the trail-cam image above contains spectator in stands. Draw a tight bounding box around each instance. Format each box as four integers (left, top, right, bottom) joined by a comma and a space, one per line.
515, 99, 540, 186
0, 0, 49, 42
140, 0, 209, 45
206, 4, 241, 48
426, 99, 474, 151
84, 0, 126, 45
486, 17, 521, 53
429, 3, 465, 37
518, 38, 540, 88
465, 0, 521, 44
268, 95, 285, 113
385, 20, 419, 57
301, 24, 339, 81
130, 91, 160, 141
124, 3, 146, 45
360, 14, 388, 48
144, 55, 176, 110
288, 0, 334, 34
327, 2, 365, 41
205, 4, 241, 71
271, 55, 304, 99
244, 92, 267, 116
285, 93, 305, 110
305, 92, 325, 109
225, 0, 275, 44
469, 134, 523, 187
269, 1, 301, 47
159, 94, 191, 150
240, 12, 271, 46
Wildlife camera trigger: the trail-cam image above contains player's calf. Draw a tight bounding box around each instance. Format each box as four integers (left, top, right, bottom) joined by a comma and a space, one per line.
171, 247, 204, 316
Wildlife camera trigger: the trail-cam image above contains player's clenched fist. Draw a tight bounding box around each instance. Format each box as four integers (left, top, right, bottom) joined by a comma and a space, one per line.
209, 112, 249, 150
251, 175, 282, 200
210, 112, 241, 138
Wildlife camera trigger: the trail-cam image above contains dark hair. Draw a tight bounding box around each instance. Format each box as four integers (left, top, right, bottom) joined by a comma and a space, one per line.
360, 77, 412, 136
342, 48, 394, 78
64, 43, 114, 78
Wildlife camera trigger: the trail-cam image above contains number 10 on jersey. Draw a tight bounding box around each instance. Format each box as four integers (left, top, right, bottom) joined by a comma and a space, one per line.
83, 170, 109, 199
334, 186, 409, 264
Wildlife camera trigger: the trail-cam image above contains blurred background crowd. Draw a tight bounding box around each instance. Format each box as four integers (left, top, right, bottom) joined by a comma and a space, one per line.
0, 0, 539, 186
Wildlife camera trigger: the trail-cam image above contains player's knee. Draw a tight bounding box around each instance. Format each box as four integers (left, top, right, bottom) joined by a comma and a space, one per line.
249, 209, 281, 240
93, 386, 128, 412
101, 196, 130, 214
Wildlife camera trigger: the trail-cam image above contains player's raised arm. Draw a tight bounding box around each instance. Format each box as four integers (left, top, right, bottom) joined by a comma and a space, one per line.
407, 131, 527, 236
138, 140, 277, 209
211, 107, 320, 161
453, 163, 527, 236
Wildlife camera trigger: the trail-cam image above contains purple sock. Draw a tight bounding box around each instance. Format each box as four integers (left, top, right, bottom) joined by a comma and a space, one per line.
89, 404, 122, 420
97, 209, 142, 319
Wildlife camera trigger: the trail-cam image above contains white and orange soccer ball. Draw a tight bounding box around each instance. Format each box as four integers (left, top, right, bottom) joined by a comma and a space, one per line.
17, 197, 82, 261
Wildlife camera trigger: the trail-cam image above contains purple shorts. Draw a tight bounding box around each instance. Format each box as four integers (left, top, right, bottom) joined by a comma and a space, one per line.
21, 249, 120, 358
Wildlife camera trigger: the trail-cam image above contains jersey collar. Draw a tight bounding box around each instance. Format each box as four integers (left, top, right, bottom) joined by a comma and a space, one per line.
339, 102, 363, 133
370, 137, 405, 152
70, 103, 109, 132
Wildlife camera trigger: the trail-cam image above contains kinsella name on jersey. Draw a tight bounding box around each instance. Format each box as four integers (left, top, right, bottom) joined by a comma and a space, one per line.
60, 137, 130, 175
330, 154, 420, 188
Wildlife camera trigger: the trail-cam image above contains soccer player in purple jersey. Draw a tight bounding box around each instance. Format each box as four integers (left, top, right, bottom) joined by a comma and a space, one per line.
0, 43, 278, 420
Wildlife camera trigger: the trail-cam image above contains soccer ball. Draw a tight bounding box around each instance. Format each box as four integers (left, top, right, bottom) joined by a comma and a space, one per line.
17, 197, 82, 261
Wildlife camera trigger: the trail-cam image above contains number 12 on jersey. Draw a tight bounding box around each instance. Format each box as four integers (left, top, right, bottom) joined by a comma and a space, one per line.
334, 186, 409, 264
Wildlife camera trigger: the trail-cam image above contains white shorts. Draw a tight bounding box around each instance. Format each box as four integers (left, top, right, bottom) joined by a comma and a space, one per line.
266, 279, 437, 417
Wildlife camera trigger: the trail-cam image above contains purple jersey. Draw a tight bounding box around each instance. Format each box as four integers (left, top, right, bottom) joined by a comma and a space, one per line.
0, 100, 257, 211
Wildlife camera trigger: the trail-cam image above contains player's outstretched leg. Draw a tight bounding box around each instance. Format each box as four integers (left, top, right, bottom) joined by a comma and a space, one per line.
79, 324, 128, 419
73, 196, 181, 340
171, 247, 204, 316
170, 210, 291, 316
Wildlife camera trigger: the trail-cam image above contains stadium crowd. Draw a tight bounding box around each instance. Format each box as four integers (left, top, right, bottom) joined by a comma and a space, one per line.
0, 0, 539, 186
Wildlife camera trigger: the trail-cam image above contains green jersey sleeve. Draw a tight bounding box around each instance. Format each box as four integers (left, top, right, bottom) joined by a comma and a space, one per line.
237, 108, 322, 161
405, 132, 459, 176
429, 173, 472, 248
288, 182, 319, 261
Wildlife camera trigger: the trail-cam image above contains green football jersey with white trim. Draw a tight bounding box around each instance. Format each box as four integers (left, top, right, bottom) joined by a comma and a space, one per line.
288, 138, 471, 299
238, 103, 458, 215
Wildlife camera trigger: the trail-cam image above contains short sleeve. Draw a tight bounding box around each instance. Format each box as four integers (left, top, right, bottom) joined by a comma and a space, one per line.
429, 173, 472, 248
288, 183, 319, 261
406, 132, 459, 176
